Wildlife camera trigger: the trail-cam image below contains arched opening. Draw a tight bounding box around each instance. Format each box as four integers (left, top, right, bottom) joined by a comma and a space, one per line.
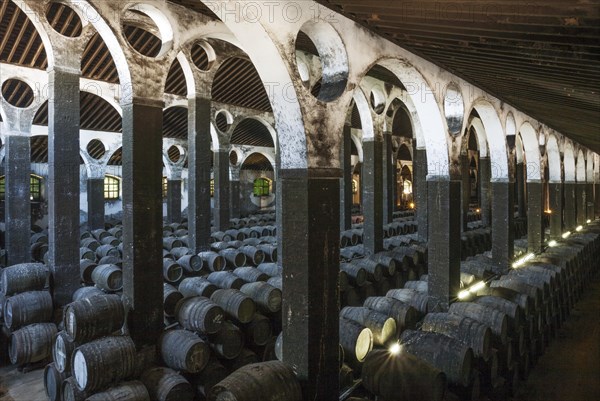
231, 118, 275, 148
240, 152, 275, 214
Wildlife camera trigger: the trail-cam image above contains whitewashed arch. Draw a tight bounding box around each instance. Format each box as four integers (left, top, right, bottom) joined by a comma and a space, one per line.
80, 82, 123, 116
468, 117, 489, 157
518, 122, 541, 181
12, 1, 56, 68
586, 150, 594, 183
546, 134, 562, 183
576, 149, 586, 183
564, 141, 576, 182
350, 130, 363, 163
353, 88, 375, 141
231, 116, 278, 150
468, 100, 508, 180
386, 87, 426, 148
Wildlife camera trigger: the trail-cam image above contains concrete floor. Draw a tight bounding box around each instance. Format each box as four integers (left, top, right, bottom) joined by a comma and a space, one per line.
515, 275, 600, 401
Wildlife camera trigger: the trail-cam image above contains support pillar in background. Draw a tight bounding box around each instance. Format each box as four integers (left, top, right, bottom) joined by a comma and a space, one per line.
121, 98, 164, 345
516, 162, 526, 218
427, 177, 461, 311
383, 134, 394, 224
461, 155, 470, 231
4, 134, 31, 265
166, 178, 182, 224
47, 68, 80, 305
563, 181, 577, 230
527, 180, 544, 253
363, 138, 384, 254
548, 182, 563, 239
595, 182, 600, 219
479, 157, 492, 227
187, 97, 212, 254
576, 182, 586, 225
491, 179, 515, 271
586, 182, 594, 221
279, 168, 340, 401
340, 125, 352, 231
214, 149, 230, 232
87, 177, 105, 230
414, 148, 428, 241
230, 166, 241, 220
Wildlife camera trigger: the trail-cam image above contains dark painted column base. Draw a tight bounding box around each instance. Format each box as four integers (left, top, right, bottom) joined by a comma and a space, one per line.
548, 182, 563, 239
576, 183, 586, 225
340, 126, 352, 231
230, 180, 241, 219
595, 184, 600, 219
383, 134, 394, 224
279, 169, 340, 401
564, 182, 577, 230
461, 155, 470, 232
414, 148, 428, 241
363, 139, 383, 255
87, 178, 105, 230
214, 150, 230, 232
516, 163, 526, 218
427, 178, 461, 311
491, 180, 514, 272
5, 135, 31, 265
527, 181, 544, 253
480, 157, 492, 227
586, 183, 594, 222
167, 179, 182, 224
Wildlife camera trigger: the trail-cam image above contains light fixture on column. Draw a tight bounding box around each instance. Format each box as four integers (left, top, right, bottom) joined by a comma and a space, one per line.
562, 231, 571, 238
576, 225, 583, 232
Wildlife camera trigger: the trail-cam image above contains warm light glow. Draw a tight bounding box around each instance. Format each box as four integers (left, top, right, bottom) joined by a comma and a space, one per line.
548, 240, 558, 247
562, 231, 571, 239
469, 281, 486, 293
458, 290, 471, 300
512, 253, 534, 268
587, 219, 591, 224
389, 343, 402, 355
475, 208, 481, 213
576, 225, 583, 232
409, 202, 415, 209
544, 209, 552, 214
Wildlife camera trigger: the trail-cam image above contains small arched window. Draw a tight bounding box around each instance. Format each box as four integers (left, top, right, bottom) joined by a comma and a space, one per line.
0, 174, 43, 202
104, 175, 120, 200
253, 178, 271, 197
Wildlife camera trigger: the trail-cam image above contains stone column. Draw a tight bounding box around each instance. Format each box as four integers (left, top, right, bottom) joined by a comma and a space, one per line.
414, 148, 428, 241
563, 181, 577, 230
527, 180, 544, 253
362, 138, 383, 254
383, 134, 394, 224
479, 157, 492, 227
4, 134, 31, 265
586, 182, 594, 221
214, 149, 230, 232
340, 125, 352, 231
230, 166, 241, 219
427, 177, 461, 311
187, 97, 212, 254
279, 168, 340, 401
87, 177, 105, 230
548, 182, 563, 239
461, 154, 470, 231
121, 98, 164, 345
576, 182, 586, 225
166, 178, 182, 224
516, 162, 527, 218
491, 179, 515, 271
47, 67, 80, 305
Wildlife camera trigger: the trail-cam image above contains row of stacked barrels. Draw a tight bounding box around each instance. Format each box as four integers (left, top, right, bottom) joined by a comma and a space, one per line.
344, 223, 600, 401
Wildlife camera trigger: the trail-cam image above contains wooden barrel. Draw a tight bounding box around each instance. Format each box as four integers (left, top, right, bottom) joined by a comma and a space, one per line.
207, 272, 245, 290
3, 290, 53, 330
53, 330, 78, 373
212, 231, 233, 242
422, 313, 492, 361
239, 246, 265, 266
404, 280, 428, 293
491, 278, 542, 310
96, 245, 121, 259
210, 289, 256, 324
199, 252, 226, 272
208, 321, 244, 360
44, 362, 69, 401
141, 367, 194, 401
98, 256, 122, 267
160, 329, 210, 373
242, 313, 272, 347
163, 284, 183, 317
100, 236, 120, 247
256, 244, 277, 263
91, 264, 123, 292
363, 296, 420, 332
400, 329, 473, 387
170, 247, 191, 259
9, 322, 57, 365
64, 294, 125, 342
233, 267, 269, 283
507, 270, 552, 300
175, 296, 224, 334
162, 259, 183, 283
266, 276, 282, 290
208, 361, 303, 401
86, 381, 150, 401
177, 255, 203, 274
178, 277, 218, 299
72, 286, 105, 302
478, 286, 532, 318
1, 262, 47, 295
163, 237, 184, 251
240, 282, 282, 313
219, 249, 247, 269
362, 349, 447, 401
387, 288, 429, 314
190, 359, 228, 398
72, 336, 137, 392
108, 227, 123, 240
257, 263, 282, 277
81, 238, 101, 252
79, 247, 95, 262
62, 376, 88, 401
353, 259, 383, 283
79, 260, 97, 284
339, 318, 373, 363
473, 296, 523, 331
449, 302, 508, 345
222, 348, 260, 372
369, 254, 397, 277
341, 263, 367, 287
92, 229, 110, 241
340, 307, 396, 346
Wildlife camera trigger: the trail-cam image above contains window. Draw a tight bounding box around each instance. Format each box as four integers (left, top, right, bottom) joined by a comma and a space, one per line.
162, 177, 168, 198
0, 174, 43, 201
104, 175, 120, 200
253, 178, 271, 197
352, 179, 358, 194
402, 180, 413, 195
210, 179, 215, 197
